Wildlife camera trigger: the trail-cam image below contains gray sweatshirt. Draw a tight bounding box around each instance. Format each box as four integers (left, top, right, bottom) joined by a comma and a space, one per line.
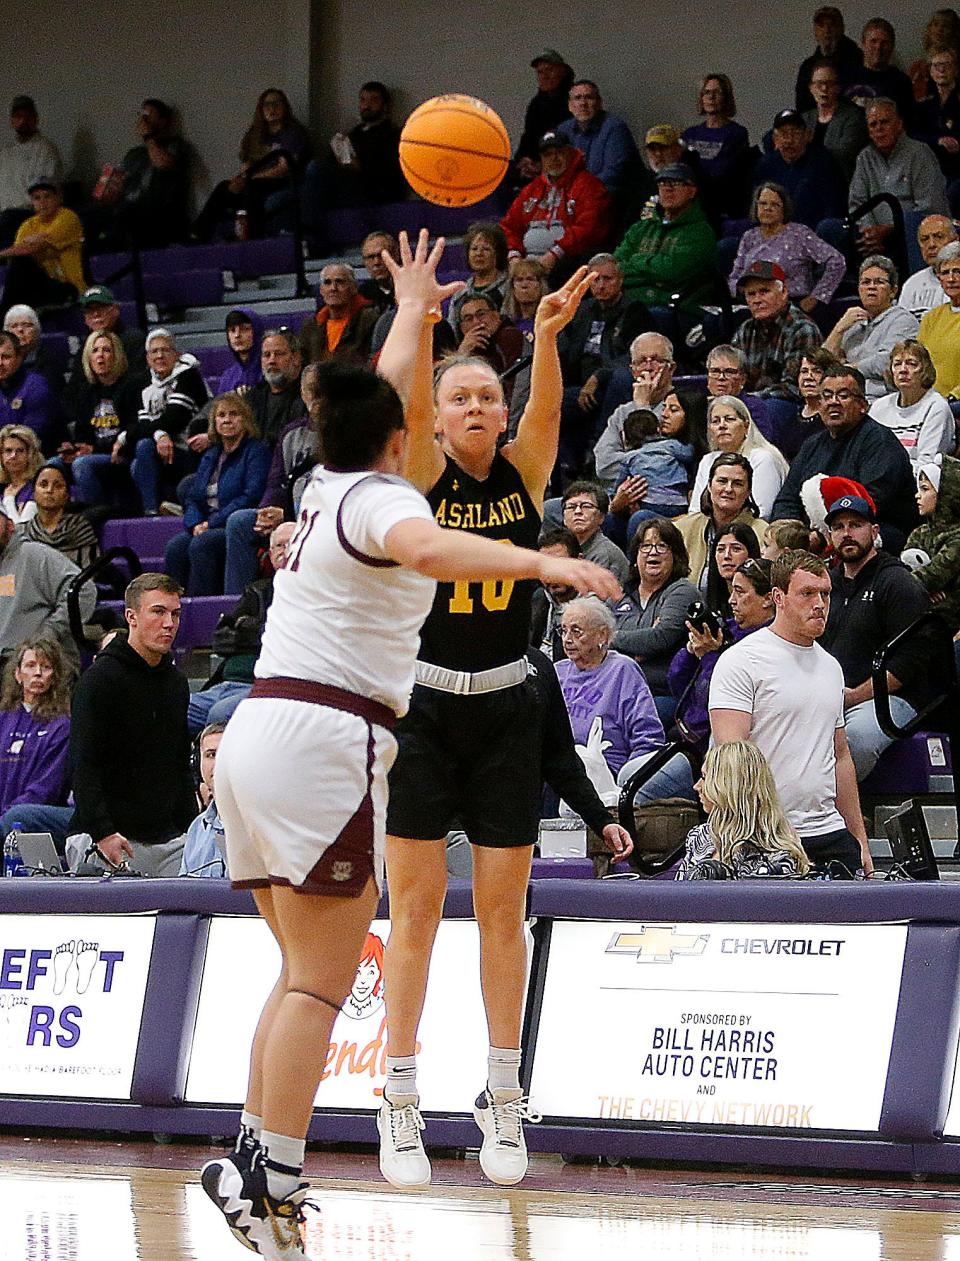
0, 530, 95, 655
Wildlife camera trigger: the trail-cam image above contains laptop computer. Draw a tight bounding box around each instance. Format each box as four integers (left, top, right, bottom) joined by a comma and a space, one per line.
16, 832, 63, 876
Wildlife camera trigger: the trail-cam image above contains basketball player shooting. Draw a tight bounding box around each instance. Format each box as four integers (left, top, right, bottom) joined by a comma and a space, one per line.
199, 231, 618, 1259
375, 230, 614, 1190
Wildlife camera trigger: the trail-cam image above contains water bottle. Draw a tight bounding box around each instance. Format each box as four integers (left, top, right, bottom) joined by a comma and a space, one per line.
3, 823, 24, 878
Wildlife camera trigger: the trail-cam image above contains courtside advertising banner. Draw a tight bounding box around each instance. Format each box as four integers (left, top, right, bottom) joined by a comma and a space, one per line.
530, 920, 907, 1132
0, 913, 156, 1099
186, 917, 526, 1111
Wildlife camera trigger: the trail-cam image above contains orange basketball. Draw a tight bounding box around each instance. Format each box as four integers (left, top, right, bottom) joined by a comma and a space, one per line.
399, 95, 511, 207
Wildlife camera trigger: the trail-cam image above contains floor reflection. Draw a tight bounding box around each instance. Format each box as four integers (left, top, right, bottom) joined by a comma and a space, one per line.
4, 1163, 960, 1261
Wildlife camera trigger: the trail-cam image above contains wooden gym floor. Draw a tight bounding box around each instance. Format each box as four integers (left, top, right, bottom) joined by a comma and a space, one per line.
3, 1135, 960, 1259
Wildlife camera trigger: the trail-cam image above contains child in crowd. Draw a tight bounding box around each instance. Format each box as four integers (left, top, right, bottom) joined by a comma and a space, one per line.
761, 518, 810, 559
676, 740, 810, 879
903, 454, 960, 632
614, 407, 695, 521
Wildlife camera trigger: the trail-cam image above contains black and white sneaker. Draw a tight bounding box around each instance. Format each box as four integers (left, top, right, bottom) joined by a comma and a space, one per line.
473, 1088, 541, 1185
200, 1131, 261, 1251
201, 1149, 313, 1258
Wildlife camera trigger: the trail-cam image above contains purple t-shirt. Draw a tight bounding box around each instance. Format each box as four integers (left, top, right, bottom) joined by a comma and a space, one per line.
555, 649, 664, 776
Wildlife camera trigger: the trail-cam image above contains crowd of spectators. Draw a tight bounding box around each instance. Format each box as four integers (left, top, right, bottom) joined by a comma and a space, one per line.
3, 10, 960, 881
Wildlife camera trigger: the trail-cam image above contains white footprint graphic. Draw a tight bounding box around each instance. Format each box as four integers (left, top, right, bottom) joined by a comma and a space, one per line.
74, 941, 99, 996
52, 941, 75, 996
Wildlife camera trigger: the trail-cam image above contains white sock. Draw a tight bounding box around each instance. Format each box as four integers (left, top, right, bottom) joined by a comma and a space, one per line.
240, 1109, 263, 1143
384, 1054, 418, 1106
261, 1129, 305, 1200
487, 1046, 521, 1098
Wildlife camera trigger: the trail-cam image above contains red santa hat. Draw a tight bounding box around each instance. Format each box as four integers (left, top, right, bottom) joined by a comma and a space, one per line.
801, 475, 877, 535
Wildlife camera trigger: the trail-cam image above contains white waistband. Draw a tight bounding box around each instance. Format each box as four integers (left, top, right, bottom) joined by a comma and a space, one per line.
415, 657, 529, 695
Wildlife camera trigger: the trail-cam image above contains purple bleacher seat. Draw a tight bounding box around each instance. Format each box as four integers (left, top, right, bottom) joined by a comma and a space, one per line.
421, 198, 502, 236
193, 345, 236, 386
177, 595, 236, 649
107, 269, 224, 309
377, 202, 428, 238
237, 237, 297, 278
861, 732, 954, 796
436, 268, 469, 287
102, 516, 183, 561
140, 244, 238, 274
321, 208, 375, 250
441, 242, 467, 271
89, 253, 131, 283
673, 374, 708, 392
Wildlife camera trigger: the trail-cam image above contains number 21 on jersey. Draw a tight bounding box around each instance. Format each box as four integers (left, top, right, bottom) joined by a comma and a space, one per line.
448, 539, 515, 613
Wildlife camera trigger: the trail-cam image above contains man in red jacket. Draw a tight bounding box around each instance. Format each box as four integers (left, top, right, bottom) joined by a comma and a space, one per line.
501, 132, 611, 283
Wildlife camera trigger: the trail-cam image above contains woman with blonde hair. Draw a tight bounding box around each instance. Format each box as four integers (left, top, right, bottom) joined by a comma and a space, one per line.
65, 329, 143, 510
502, 257, 549, 338
164, 391, 270, 595
677, 740, 810, 878
688, 395, 788, 519
0, 423, 43, 523
0, 638, 73, 842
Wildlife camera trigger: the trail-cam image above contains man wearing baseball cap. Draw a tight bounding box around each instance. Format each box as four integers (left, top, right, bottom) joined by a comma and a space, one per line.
514, 51, 575, 181
0, 96, 63, 248
613, 161, 716, 311
501, 132, 611, 280
752, 108, 846, 229
62, 285, 146, 418
731, 259, 821, 394
0, 180, 83, 318
820, 479, 930, 780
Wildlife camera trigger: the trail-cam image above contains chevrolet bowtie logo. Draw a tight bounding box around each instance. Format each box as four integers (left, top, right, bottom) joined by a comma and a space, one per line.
606, 926, 709, 963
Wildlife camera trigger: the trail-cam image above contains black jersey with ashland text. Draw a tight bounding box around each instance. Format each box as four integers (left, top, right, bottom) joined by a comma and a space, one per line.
419, 453, 541, 672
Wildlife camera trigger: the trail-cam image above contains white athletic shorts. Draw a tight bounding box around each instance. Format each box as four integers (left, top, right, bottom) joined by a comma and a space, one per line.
215, 685, 397, 897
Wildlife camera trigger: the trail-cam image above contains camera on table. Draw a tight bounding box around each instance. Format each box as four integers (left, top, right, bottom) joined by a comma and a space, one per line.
686, 600, 723, 639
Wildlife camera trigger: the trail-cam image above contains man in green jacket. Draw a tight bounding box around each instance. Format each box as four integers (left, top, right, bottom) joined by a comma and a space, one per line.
614, 163, 717, 311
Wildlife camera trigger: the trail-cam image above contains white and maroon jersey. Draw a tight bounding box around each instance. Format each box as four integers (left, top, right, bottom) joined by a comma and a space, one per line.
256, 467, 436, 716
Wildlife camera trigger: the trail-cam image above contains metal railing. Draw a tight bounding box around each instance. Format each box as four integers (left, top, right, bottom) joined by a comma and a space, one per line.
872, 610, 957, 741
67, 546, 141, 653
844, 192, 909, 287
242, 148, 310, 298
617, 741, 703, 876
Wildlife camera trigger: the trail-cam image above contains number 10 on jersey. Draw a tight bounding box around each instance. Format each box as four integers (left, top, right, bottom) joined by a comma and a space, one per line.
447, 539, 516, 614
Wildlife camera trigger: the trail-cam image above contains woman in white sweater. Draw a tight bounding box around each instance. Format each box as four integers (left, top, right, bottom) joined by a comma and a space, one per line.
870, 338, 956, 468
688, 395, 788, 518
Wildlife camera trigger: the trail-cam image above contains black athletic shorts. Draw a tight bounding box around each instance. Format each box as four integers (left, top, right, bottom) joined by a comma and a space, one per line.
386, 677, 541, 847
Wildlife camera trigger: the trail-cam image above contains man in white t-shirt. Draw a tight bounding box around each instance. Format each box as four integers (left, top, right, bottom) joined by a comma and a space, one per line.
898, 215, 956, 321
709, 548, 871, 876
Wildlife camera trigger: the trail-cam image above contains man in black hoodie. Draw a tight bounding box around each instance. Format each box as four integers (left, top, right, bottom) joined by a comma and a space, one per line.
70, 572, 196, 875
820, 493, 931, 779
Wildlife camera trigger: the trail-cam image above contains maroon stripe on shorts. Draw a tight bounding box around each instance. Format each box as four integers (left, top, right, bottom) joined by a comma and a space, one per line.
250, 676, 396, 730
292, 723, 377, 897
336, 476, 401, 569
